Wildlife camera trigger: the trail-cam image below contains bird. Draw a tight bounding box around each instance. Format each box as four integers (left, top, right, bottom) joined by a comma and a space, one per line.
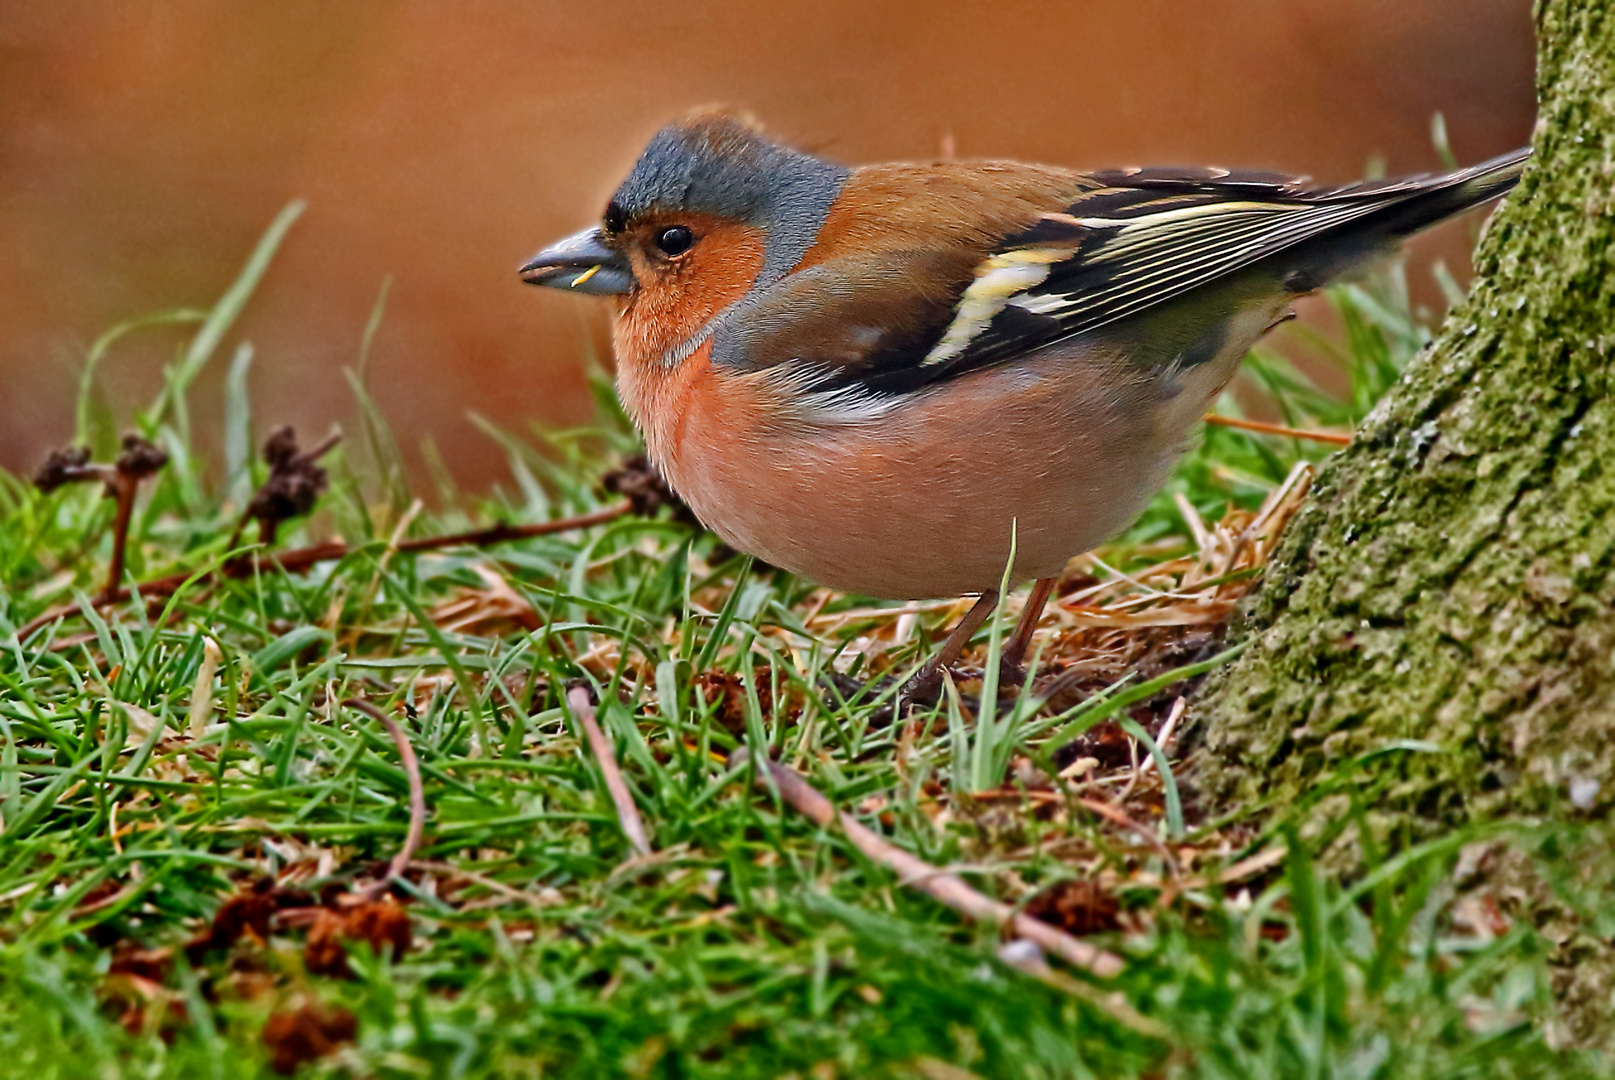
520, 111, 1526, 698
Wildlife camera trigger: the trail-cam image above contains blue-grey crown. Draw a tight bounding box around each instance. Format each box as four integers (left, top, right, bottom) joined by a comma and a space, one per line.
609, 114, 850, 289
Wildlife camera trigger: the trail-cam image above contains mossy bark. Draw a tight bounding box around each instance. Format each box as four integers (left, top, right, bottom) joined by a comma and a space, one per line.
1195, 1, 1615, 825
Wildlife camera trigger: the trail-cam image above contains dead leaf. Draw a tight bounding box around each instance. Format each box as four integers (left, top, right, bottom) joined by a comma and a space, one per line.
1023, 879, 1122, 936
262, 1000, 357, 1075
303, 897, 411, 977
185, 880, 312, 962
428, 564, 542, 635
108, 945, 174, 982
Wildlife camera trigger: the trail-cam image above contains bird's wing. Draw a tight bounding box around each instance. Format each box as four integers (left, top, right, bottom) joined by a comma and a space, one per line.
715, 153, 1526, 406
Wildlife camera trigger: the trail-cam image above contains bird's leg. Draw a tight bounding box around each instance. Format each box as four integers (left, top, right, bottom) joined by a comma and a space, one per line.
998, 576, 1058, 687
898, 589, 999, 705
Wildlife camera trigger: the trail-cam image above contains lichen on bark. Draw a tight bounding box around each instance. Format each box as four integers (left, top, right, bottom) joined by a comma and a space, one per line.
1194, 0, 1615, 825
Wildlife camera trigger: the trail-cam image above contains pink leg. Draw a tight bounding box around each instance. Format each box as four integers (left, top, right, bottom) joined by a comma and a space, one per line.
999, 576, 1058, 685
899, 590, 999, 702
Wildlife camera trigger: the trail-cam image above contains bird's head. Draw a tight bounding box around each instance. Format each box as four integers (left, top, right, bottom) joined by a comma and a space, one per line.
521, 113, 848, 359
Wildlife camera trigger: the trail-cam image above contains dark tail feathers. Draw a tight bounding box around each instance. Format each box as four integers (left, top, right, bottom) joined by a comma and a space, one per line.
1369, 146, 1530, 240
1285, 147, 1529, 293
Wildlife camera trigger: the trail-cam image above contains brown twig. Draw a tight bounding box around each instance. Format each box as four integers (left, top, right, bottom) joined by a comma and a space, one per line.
14, 500, 633, 642
1136, 845, 1288, 892
567, 684, 652, 858
1202, 413, 1353, 446
391, 505, 628, 554
406, 859, 557, 911
732, 748, 1124, 978
343, 697, 426, 900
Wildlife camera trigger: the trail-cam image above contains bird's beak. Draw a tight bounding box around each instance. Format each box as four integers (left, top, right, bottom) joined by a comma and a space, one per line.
518, 226, 634, 294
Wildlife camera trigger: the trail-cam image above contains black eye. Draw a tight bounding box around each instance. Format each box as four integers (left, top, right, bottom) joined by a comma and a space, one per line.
655, 226, 693, 256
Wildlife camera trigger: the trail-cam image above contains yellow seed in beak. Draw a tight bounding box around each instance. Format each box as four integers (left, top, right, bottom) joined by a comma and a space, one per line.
570, 264, 601, 289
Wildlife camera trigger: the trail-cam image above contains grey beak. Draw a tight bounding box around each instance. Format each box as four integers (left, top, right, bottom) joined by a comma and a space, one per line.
518, 226, 634, 294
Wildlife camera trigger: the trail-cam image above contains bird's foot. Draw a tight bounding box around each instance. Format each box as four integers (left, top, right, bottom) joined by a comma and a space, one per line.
995, 655, 1029, 690
819, 671, 900, 726
821, 652, 1031, 725
897, 665, 941, 707
819, 666, 945, 725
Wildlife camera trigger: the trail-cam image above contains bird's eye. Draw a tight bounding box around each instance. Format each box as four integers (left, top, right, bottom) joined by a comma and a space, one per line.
655, 226, 694, 256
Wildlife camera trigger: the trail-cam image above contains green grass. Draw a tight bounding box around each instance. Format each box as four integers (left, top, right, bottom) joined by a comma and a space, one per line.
1, 212, 1611, 1078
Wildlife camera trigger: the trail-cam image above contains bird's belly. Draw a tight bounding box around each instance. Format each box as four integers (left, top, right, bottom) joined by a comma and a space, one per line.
658, 347, 1188, 599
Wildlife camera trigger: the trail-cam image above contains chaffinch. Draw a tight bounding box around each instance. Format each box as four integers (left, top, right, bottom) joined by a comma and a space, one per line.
521, 112, 1525, 693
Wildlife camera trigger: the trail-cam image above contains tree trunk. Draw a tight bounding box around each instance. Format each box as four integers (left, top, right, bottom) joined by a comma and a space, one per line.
1195, 1, 1614, 826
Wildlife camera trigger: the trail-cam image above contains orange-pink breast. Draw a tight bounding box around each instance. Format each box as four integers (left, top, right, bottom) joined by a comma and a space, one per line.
631, 339, 1187, 599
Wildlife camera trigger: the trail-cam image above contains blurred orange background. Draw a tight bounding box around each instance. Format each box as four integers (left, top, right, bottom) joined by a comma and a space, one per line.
0, 2, 1535, 488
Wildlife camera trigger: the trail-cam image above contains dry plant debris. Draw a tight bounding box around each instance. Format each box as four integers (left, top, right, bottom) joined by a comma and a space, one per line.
733, 748, 1125, 978
261, 999, 358, 1075
9, 429, 1569, 1070
32, 433, 169, 600
238, 426, 340, 547
568, 684, 653, 858
302, 897, 413, 977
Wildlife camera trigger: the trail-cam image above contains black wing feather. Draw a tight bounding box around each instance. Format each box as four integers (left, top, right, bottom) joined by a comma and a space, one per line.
930, 150, 1528, 381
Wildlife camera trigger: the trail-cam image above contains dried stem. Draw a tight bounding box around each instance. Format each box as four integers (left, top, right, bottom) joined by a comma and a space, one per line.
103, 471, 139, 602
1202, 413, 1353, 446
390, 508, 625, 554
14, 500, 633, 641
343, 697, 426, 900
732, 748, 1124, 978
1073, 794, 1179, 874
568, 684, 652, 858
